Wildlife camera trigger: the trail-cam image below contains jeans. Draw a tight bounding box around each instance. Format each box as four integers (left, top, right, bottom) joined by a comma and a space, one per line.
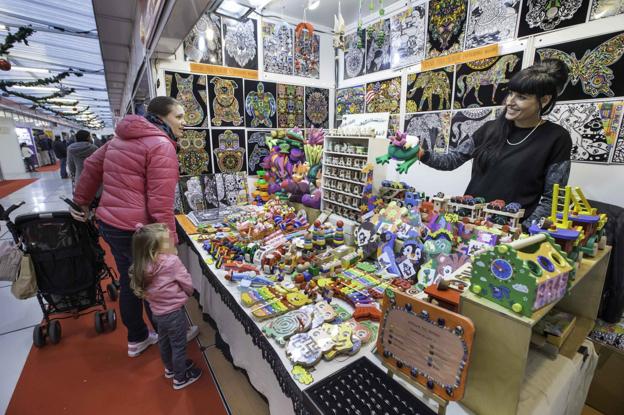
60, 157, 68, 178
153, 308, 188, 381
98, 221, 155, 342
48, 150, 56, 164
23, 158, 35, 172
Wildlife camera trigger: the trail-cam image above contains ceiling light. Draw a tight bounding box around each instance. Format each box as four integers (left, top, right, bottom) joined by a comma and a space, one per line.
10, 66, 50, 74
12, 86, 59, 92
308, 0, 320, 10
0, 24, 7, 31
214, 0, 253, 20
46, 98, 78, 103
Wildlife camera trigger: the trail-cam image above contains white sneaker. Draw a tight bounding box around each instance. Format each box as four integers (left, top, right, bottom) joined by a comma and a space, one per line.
186, 325, 199, 342
128, 331, 158, 357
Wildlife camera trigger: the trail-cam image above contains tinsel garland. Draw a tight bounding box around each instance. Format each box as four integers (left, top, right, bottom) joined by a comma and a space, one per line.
0, 84, 77, 102
0, 70, 83, 88
0, 26, 35, 55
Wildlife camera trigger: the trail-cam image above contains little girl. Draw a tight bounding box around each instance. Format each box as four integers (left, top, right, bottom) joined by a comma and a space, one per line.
129, 223, 202, 389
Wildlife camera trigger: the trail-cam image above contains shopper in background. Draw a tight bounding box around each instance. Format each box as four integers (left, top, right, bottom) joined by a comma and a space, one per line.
129, 223, 202, 389
92, 133, 103, 148
71, 96, 198, 357
52, 136, 68, 179
418, 59, 572, 230
35, 134, 50, 166
20, 143, 35, 172
67, 130, 98, 183
42, 135, 56, 165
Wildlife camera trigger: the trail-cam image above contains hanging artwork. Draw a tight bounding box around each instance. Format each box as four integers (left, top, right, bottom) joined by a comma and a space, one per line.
404, 112, 452, 154
178, 129, 211, 175
183, 13, 222, 65
223, 18, 258, 69
202, 174, 220, 210
262, 21, 293, 75
406, 66, 454, 113
246, 130, 271, 175
207, 75, 244, 127
390, 5, 427, 68
216, 172, 249, 206
535, 31, 624, 101
450, 108, 494, 150
366, 18, 392, 73
277, 84, 305, 128
244, 80, 277, 128
518, 0, 590, 37
454, 52, 523, 109
590, 0, 624, 21
335, 86, 365, 121
294, 31, 320, 78
388, 115, 401, 136
464, 0, 520, 49
366, 77, 401, 114
343, 30, 366, 79
427, 0, 469, 58
211, 129, 247, 173
611, 118, 624, 163
179, 176, 208, 214
165, 72, 208, 128
305, 87, 329, 128
547, 102, 624, 163
173, 184, 184, 214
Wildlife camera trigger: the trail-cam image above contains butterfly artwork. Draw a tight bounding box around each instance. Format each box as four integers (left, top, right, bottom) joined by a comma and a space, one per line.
611, 118, 624, 163
343, 30, 366, 79
335, 86, 365, 123
365, 18, 392, 73
427, 0, 469, 58
390, 5, 427, 68
211, 129, 247, 173
464, 0, 520, 49
405, 66, 454, 113
404, 112, 452, 154
246, 130, 271, 175
535, 31, 624, 101
305, 87, 329, 128
262, 21, 293, 75
244, 80, 277, 128
450, 108, 494, 150
366, 77, 401, 114
454, 52, 523, 109
165, 72, 208, 128
590, 0, 624, 21
184, 13, 222, 65
294, 31, 320, 78
277, 84, 305, 128
518, 0, 589, 37
207, 76, 244, 127
178, 129, 211, 175
223, 18, 258, 69
547, 102, 624, 163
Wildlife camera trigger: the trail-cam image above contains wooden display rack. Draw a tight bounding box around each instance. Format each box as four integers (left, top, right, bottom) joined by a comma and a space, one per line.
459, 246, 611, 415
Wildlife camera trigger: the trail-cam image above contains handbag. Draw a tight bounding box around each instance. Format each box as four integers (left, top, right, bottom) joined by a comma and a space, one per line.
0, 240, 22, 282
11, 254, 38, 299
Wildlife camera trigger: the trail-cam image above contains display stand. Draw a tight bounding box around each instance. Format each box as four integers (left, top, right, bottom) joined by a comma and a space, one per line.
459, 246, 611, 415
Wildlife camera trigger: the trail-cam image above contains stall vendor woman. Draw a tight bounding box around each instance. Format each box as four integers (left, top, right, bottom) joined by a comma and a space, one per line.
418, 59, 572, 229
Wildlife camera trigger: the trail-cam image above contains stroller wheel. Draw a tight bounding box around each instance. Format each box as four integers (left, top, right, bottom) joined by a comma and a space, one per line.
48, 320, 62, 344
107, 283, 118, 301
94, 311, 104, 334
106, 309, 117, 331
33, 324, 46, 348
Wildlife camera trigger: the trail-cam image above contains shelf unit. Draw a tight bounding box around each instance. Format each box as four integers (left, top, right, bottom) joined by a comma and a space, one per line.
459, 247, 612, 415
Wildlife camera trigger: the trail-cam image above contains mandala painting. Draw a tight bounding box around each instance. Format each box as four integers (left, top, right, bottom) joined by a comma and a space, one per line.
454, 52, 523, 109
305, 87, 329, 128
277, 84, 305, 128
450, 108, 494, 150
536, 31, 624, 101
244, 80, 277, 128
366, 18, 392, 73
294, 31, 320, 78
223, 18, 258, 69
366, 77, 401, 114
465, 0, 520, 49
211, 129, 247, 173
406, 66, 454, 113
183, 13, 222, 65
344, 30, 366, 79
427, 0, 469, 58
611, 118, 624, 163
178, 129, 211, 175
404, 112, 452, 154
590, 0, 624, 21
215, 172, 249, 206
390, 5, 427, 68
246, 130, 271, 175
207, 76, 244, 127
518, 0, 589, 37
263, 22, 293, 75
165, 72, 208, 128
335, 86, 365, 121
547, 102, 624, 163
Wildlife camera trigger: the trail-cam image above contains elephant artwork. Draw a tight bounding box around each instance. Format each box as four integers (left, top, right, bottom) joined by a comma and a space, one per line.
405, 67, 453, 112
404, 112, 452, 154
208, 76, 244, 127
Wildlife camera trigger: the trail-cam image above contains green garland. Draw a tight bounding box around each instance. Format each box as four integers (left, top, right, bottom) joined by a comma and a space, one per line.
0, 26, 35, 55
0, 84, 77, 103
0, 70, 83, 88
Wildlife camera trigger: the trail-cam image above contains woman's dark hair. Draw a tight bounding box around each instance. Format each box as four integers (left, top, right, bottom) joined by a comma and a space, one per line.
146, 96, 180, 118
473, 58, 569, 173
75, 130, 91, 142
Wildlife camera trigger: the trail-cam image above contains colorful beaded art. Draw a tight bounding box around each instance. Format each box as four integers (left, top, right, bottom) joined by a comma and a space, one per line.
343, 30, 366, 79
335, 86, 365, 121
366, 77, 401, 114
390, 5, 427, 68
427, 0, 469, 58
263, 21, 293, 75
183, 13, 222, 65
450, 108, 495, 150
277, 84, 305, 128
404, 112, 452, 154
518, 0, 589, 37
246, 130, 271, 175
305, 87, 329, 128
208, 76, 244, 127
294, 31, 320, 78
244, 80, 277, 128
211, 129, 246, 173
165, 72, 208, 128
465, 0, 520, 49
406, 67, 454, 112
223, 18, 258, 69
178, 129, 211, 175
366, 18, 392, 73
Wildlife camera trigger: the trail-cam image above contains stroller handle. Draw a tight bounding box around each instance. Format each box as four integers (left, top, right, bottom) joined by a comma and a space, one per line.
0, 201, 25, 220
60, 197, 82, 211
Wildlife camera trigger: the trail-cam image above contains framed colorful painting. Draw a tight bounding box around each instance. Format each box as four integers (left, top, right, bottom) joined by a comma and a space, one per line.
343, 30, 366, 79
165, 72, 209, 128
262, 21, 293, 75
335, 86, 366, 121
518, 0, 590, 37
207, 75, 244, 127
366, 18, 392, 73
390, 5, 427, 68
178, 129, 212, 176
244, 80, 277, 128
450, 108, 494, 150
464, 0, 520, 49
294, 31, 320, 78
183, 13, 222, 65
305, 87, 329, 128
404, 112, 452, 154
246, 130, 271, 175
277, 84, 305, 128
211, 128, 247, 173
427, 0, 469, 58
406, 66, 454, 113
366, 77, 401, 114
222, 18, 258, 70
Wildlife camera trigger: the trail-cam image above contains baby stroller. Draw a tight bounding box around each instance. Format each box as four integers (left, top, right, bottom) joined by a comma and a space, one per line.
0, 198, 119, 347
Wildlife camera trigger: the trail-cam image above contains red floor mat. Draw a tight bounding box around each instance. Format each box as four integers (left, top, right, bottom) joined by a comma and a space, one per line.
0, 179, 37, 198
35, 162, 60, 172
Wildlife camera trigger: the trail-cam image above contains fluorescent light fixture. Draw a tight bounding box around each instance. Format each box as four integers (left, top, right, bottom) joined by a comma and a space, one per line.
10, 66, 50, 74
12, 86, 59, 92
308, 0, 320, 10
214, 0, 253, 20
0, 24, 7, 31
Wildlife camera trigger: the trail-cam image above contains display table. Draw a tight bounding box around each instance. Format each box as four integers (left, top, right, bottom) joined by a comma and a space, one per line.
176, 220, 601, 415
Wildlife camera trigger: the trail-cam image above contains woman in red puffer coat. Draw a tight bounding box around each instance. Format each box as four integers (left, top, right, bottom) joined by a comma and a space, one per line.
72, 96, 196, 357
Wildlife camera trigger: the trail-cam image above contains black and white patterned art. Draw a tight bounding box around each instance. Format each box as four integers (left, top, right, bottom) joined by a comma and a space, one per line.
450, 108, 494, 150
518, 0, 589, 37
611, 118, 624, 163
343, 30, 366, 79
262, 21, 293, 75
223, 18, 258, 69
246, 130, 271, 175
465, 0, 520, 49
390, 5, 427, 68
366, 18, 392, 73
590, 0, 624, 21
216, 172, 249, 206
404, 112, 452, 154
184, 13, 222, 65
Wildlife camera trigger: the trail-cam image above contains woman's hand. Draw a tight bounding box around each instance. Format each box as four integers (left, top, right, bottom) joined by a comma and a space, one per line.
69, 205, 90, 222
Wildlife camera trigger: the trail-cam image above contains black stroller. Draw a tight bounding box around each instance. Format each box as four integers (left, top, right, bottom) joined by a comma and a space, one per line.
0, 198, 119, 347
